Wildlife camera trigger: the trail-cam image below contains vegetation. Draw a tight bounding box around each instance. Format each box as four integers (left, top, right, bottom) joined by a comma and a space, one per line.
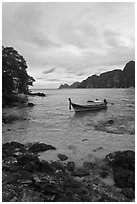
2, 46, 35, 106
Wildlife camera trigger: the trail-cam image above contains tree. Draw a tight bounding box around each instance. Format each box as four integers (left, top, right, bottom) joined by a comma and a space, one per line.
2, 46, 35, 95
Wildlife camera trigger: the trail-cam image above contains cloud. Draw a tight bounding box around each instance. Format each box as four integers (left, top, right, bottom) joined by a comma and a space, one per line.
77, 72, 85, 76
2, 2, 135, 88
42, 67, 56, 75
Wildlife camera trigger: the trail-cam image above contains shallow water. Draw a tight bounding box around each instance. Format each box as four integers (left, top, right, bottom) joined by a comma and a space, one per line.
3, 88, 135, 166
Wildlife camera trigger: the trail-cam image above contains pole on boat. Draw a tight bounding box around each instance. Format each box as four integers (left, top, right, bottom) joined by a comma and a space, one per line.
68, 98, 72, 110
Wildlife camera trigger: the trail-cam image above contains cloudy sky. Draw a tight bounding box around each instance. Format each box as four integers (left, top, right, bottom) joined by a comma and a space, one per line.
2, 2, 135, 88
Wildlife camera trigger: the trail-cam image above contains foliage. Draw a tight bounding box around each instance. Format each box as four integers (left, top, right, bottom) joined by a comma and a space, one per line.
2, 46, 35, 105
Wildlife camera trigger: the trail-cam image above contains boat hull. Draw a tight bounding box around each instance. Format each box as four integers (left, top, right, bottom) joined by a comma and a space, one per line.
71, 102, 107, 112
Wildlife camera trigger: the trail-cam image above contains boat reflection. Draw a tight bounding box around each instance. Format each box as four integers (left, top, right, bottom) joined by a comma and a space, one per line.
73, 108, 107, 118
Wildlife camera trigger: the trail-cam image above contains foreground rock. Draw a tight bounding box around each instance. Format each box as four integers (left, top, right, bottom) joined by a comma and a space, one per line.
105, 150, 135, 199
28, 92, 46, 97
2, 141, 134, 202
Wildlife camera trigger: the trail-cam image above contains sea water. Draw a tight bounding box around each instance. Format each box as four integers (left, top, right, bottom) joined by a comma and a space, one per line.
3, 88, 135, 165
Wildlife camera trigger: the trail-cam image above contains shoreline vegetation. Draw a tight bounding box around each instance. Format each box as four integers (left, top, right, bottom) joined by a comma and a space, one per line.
2, 46, 46, 107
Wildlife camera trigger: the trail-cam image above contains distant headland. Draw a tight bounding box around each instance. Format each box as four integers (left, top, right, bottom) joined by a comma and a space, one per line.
59, 61, 135, 89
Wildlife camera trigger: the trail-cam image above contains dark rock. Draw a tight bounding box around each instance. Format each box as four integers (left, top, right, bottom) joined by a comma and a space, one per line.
35, 160, 53, 173
82, 139, 88, 142
2, 115, 25, 124
97, 193, 120, 202
6, 173, 20, 184
23, 162, 36, 172
63, 177, 81, 188
37, 92, 46, 97
4, 141, 25, 149
106, 119, 114, 125
113, 167, 132, 188
28, 102, 34, 107
17, 187, 44, 202
106, 150, 135, 189
66, 162, 75, 172
20, 171, 34, 182
83, 161, 95, 170
2, 142, 25, 158
28, 142, 56, 153
17, 154, 39, 166
99, 171, 108, 178
28, 92, 46, 97
122, 188, 135, 199
50, 161, 66, 172
128, 172, 135, 189
106, 150, 135, 170
93, 146, 103, 152
3, 163, 20, 172
72, 168, 90, 177
58, 154, 68, 161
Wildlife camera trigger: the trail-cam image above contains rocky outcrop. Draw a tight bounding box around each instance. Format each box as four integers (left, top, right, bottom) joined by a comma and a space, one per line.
59, 84, 70, 89
2, 141, 134, 202
28, 102, 34, 107
28, 92, 46, 97
59, 82, 80, 89
59, 61, 135, 89
105, 150, 135, 199
58, 154, 68, 161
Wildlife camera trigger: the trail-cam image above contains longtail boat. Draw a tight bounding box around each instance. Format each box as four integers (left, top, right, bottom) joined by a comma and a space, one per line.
68, 98, 107, 112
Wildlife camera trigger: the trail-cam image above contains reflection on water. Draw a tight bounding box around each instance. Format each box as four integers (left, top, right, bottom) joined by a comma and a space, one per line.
73, 108, 107, 118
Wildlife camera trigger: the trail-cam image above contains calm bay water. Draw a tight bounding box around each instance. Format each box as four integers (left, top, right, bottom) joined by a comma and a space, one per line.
3, 88, 135, 165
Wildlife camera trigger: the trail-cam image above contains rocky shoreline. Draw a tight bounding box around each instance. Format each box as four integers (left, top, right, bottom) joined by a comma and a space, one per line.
2, 141, 135, 202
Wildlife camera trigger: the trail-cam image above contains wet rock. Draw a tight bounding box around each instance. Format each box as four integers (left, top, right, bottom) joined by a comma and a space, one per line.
28, 102, 34, 107
17, 187, 44, 202
28, 142, 56, 153
93, 146, 103, 152
58, 154, 68, 161
83, 161, 95, 170
99, 171, 108, 178
17, 154, 39, 166
66, 162, 75, 172
3, 163, 19, 173
2, 141, 133, 202
128, 171, 135, 189
106, 119, 114, 125
114, 167, 130, 188
28, 92, 46, 97
50, 161, 66, 172
2, 142, 25, 158
2, 115, 20, 124
122, 188, 135, 199
72, 168, 90, 177
82, 139, 88, 142
3, 141, 25, 150
106, 150, 135, 170
63, 177, 81, 188
97, 193, 119, 202
106, 150, 135, 190
6, 173, 20, 184
20, 171, 34, 182
35, 160, 54, 173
